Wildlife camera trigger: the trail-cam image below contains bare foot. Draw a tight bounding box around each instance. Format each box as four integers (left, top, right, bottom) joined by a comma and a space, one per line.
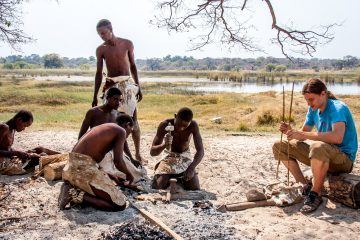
58, 182, 72, 210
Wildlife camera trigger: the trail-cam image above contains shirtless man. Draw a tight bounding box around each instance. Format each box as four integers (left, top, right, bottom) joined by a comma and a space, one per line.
151, 107, 204, 190
79, 87, 141, 168
0, 110, 58, 175
79, 87, 121, 139
59, 115, 135, 211
92, 19, 144, 164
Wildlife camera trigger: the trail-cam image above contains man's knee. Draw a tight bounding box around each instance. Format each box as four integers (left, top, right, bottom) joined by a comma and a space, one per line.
272, 140, 282, 160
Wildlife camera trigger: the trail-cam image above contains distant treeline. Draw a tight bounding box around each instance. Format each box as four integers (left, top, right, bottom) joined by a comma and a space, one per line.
0, 54, 359, 71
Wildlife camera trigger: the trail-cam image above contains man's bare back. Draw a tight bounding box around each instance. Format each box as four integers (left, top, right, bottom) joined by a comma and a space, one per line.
0, 124, 14, 151
73, 123, 125, 163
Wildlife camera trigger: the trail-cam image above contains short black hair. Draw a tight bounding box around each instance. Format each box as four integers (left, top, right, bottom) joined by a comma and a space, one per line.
177, 107, 193, 122
13, 110, 33, 122
96, 19, 112, 29
116, 113, 134, 127
106, 87, 122, 99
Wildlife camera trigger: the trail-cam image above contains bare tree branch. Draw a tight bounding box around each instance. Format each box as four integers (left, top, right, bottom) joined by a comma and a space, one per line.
153, 0, 261, 53
264, 0, 337, 60
0, 0, 34, 51
152, 0, 338, 59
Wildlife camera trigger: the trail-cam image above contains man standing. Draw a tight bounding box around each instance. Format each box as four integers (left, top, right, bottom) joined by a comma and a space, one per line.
151, 107, 204, 190
273, 78, 358, 213
93, 19, 144, 164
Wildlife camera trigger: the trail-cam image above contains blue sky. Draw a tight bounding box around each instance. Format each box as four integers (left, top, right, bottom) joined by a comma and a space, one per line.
1, 0, 359, 59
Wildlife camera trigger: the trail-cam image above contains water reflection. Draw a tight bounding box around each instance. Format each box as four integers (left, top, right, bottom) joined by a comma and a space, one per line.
31, 76, 360, 95
178, 81, 360, 95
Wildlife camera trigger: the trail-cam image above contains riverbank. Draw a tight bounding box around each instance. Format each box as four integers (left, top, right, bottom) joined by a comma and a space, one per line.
1, 68, 360, 82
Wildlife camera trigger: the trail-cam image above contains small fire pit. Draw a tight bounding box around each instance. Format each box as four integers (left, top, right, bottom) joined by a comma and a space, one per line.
102, 221, 174, 240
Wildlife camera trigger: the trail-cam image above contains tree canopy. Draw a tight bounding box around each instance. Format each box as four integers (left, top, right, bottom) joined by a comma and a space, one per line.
152, 0, 338, 60
0, 0, 33, 50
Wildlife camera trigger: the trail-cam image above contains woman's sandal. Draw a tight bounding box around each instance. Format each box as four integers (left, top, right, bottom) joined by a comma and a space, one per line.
300, 191, 323, 214
301, 182, 313, 196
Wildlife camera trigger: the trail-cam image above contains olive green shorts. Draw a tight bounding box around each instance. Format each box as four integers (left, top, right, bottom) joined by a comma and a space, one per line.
272, 140, 353, 173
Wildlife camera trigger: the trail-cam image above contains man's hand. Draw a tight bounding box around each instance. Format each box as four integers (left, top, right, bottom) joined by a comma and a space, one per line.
92, 98, 98, 107
130, 158, 142, 168
107, 173, 125, 185
15, 151, 30, 160
126, 172, 135, 185
184, 167, 195, 181
164, 132, 173, 150
286, 129, 306, 141
136, 88, 143, 102
279, 121, 291, 134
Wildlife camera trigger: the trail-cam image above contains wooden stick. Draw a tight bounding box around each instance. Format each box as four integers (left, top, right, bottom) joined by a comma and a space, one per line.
287, 82, 295, 186
0, 215, 39, 222
129, 200, 184, 240
276, 85, 285, 179
0, 189, 11, 202
219, 199, 277, 212
0, 226, 49, 232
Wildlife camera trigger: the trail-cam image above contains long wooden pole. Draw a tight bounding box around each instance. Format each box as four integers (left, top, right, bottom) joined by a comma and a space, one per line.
287, 82, 295, 186
129, 200, 184, 240
276, 86, 285, 179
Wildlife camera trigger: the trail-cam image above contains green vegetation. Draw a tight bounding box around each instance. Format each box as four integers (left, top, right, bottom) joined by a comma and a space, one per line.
1, 77, 359, 134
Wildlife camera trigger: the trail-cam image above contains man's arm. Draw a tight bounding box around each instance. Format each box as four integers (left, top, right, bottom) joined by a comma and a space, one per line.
279, 121, 314, 134
301, 123, 314, 132
184, 122, 204, 181
150, 122, 167, 156
0, 125, 26, 158
287, 122, 345, 144
123, 140, 141, 167
128, 41, 142, 102
78, 110, 93, 139
93, 47, 104, 107
113, 129, 134, 183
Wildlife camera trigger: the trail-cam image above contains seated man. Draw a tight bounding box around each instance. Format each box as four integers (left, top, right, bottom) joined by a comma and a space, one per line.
58, 115, 135, 211
78, 87, 121, 139
0, 110, 58, 175
151, 107, 204, 190
79, 87, 140, 166
273, 78, 358, 213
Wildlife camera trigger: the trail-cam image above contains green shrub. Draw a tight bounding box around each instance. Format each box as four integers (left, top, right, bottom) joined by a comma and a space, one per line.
257, 111, 276, 125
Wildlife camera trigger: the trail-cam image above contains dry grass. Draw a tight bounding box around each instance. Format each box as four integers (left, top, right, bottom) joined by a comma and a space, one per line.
0, 77, 359, 134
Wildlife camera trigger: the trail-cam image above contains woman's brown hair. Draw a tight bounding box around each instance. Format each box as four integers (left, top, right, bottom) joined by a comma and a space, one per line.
302, 78, 337, 100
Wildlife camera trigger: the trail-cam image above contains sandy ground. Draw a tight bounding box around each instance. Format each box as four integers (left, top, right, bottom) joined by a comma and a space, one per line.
1, 130, 360, 240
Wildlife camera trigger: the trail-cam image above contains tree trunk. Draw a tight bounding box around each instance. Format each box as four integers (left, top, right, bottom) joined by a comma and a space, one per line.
43, 161, 67, 181
322, 173, 360, 209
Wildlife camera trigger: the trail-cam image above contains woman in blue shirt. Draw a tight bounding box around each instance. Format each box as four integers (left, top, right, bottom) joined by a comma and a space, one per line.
273, 78, 358, 213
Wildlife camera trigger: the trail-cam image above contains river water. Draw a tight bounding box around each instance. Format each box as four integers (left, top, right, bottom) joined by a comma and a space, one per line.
32, 76, 360, 95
